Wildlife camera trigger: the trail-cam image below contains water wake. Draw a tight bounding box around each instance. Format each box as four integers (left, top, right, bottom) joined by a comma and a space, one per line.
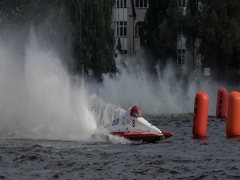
0, 30, 237, 142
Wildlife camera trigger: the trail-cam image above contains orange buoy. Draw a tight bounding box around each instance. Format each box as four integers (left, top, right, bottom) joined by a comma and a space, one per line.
192, 91, 209, 137
216, 88, 228, 118
226, 91, 240, 137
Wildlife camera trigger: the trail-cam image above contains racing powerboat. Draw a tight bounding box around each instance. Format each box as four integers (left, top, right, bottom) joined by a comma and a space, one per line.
105, 106, 173, 142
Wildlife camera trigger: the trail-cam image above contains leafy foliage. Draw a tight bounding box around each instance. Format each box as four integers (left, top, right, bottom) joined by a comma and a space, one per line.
67, 0, 116, 81
0, 0, 116, 82
141, 0, 182, 66
116, 38, 123, 55
142, 0, 240, 80
183, 0, 240, 79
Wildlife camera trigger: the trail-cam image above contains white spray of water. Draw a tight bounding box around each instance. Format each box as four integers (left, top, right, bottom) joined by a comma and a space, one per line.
0, 32, 97, 140
93, 53, 236, 116
0, 29, 236, 142
90, 93, 125, 126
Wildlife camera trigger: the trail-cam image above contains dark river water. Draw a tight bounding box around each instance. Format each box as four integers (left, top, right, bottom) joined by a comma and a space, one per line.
0, 115, 239, 180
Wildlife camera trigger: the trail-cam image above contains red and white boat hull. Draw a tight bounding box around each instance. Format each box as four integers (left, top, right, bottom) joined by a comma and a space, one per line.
105, 106, 173, 142
111, 131, 164, 142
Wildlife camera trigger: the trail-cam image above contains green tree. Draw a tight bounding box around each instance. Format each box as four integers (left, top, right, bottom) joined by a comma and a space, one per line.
183, 0, 240, 80
116, 38, 124, 55
67, 0, 116, 81
0, 0, 23, 33
0, 0, 117, 82
141, 0, 182, 66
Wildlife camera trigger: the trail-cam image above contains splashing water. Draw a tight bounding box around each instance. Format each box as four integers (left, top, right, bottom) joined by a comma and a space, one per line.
0, 29, 237, 142
92, 51, 237, 116
0, 32, 97, 140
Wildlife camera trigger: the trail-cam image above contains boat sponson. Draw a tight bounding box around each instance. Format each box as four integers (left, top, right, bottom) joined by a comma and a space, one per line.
110, 131, 165, 142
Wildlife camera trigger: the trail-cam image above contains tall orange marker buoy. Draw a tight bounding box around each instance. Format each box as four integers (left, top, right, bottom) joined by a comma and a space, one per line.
216, 88, 228, 118
226, 91, 240, 137
192, 91, 209, 137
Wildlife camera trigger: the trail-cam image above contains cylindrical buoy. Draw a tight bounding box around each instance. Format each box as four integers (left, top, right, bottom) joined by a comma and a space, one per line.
226, 91, 240, 137
192, 91, 209, 137
216, 87, 228, 118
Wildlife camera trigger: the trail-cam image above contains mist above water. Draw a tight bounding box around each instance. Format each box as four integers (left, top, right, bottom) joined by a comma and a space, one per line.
0, 32, 97, 140
95, 52, 233, 116
0, 28, 237, 141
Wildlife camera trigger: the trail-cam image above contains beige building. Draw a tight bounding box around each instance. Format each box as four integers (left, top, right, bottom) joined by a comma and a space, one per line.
112, 0, 148, 57
177, 0, 201, 73
112, 0, 200, 73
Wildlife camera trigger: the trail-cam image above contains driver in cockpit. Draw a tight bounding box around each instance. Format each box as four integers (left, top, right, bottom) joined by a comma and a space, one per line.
131, 110, 142, 117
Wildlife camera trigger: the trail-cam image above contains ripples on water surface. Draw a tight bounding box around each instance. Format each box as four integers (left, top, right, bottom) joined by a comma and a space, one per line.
0, 116, 240, 180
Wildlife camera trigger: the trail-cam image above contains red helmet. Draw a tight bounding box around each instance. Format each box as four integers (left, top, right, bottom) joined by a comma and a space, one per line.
130, 106, 142, 117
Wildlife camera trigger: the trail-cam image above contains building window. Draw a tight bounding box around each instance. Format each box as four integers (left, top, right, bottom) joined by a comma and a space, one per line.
135, 21, 142, 37
135, 0, 148, 8
182, 49, 185, 65
177, 49, 185, 66
124, 21, 127, 36
115, 21, 127, 37
116, 0, 126, 8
